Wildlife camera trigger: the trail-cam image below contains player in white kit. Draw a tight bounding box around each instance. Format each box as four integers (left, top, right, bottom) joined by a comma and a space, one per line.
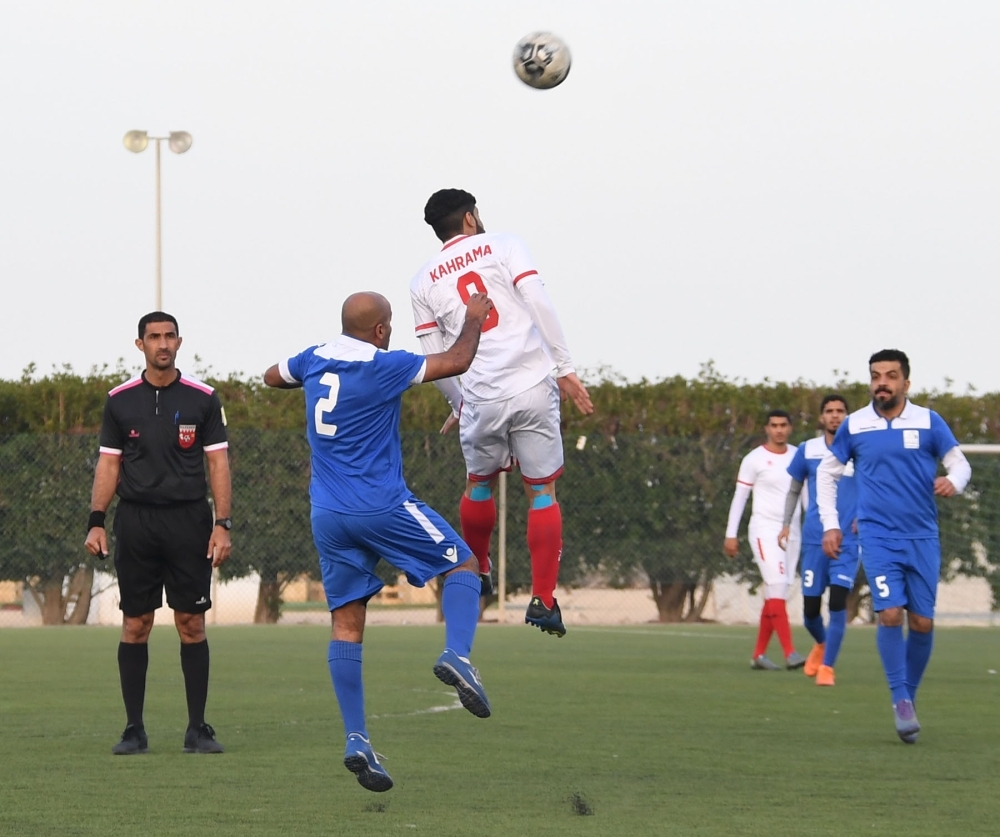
410, 189, 594, 637
724, 410, 806, 670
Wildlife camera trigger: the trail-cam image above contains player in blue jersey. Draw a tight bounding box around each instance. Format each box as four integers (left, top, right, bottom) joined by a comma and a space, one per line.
778, 394, 858, 686
263, 290, 495, 792
817, 350, 971, 743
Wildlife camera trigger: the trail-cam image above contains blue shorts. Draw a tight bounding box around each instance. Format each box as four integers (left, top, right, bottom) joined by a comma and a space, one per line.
311, 497, 473, 611
800, 540, 859, 596
860, 537, 940, 618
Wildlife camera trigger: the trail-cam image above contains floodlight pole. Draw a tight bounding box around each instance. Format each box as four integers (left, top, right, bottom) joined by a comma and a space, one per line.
123, 130, 193, 311
155, 138, 162, 310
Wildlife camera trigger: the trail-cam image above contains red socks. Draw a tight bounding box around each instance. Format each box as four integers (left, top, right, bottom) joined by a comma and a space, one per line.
753, 602, 774, 658
527, 504, 562, 608
754, 598, 794, 658
769, 598, 795, 657
459, 494, 496, 576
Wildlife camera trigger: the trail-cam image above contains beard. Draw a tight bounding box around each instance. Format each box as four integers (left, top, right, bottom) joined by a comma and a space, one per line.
873, 389, 901, 410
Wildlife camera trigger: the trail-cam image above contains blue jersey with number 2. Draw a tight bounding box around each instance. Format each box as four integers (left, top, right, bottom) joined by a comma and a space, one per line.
280, 335, 426, 515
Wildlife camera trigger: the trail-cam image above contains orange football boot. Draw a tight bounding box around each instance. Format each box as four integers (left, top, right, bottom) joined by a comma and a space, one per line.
804, 642, 826, 677
815, 665, 836, 686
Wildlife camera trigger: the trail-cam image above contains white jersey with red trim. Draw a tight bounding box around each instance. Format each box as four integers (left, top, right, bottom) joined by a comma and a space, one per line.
737, 444, 799, 530
410, 232, 555, 404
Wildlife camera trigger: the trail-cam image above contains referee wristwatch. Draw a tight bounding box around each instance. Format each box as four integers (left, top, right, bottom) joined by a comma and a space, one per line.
215, 517, 233, 531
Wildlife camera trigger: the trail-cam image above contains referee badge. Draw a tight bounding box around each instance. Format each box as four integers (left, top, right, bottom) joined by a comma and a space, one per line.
178, 424, 197, 449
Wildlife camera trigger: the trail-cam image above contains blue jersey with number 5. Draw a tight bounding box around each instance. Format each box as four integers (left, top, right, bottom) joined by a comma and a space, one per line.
279, 336, 426, 514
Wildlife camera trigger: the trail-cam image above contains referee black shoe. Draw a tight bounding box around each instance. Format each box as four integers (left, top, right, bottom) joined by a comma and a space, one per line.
111, 724, 148, 755
183, 722, 225, 754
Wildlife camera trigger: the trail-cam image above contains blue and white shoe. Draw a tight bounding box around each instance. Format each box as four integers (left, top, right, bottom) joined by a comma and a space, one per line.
893, 699, 920, 744
343, 733, 393, 792
433, 648, 491, 718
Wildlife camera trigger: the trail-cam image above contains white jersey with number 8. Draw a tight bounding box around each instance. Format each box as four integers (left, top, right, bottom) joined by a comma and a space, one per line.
410, 232, 555, 404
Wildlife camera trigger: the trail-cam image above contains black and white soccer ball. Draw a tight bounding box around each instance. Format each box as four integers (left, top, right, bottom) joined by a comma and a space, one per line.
512, 32, 572, 90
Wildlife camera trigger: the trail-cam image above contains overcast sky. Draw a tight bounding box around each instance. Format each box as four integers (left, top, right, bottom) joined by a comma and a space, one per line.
2, 1, 998, 393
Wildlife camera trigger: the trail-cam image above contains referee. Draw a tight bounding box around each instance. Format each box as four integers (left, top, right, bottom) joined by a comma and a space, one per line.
85, 312, 232, 755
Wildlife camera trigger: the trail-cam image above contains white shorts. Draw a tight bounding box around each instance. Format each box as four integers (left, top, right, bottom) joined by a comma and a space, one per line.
749, 527, 800, 587
459, 377, 564, 483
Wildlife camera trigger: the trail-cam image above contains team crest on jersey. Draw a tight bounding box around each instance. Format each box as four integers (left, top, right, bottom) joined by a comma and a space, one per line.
178, 424, 197, 449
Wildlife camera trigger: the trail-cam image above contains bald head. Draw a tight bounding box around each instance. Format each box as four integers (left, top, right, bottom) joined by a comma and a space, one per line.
342, 292, 393, 348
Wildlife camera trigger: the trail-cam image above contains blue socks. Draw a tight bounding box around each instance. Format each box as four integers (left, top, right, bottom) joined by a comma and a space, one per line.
328, 640, 367, 737
876, 624, 910, 704
442, 571, 481, 657
803, 614, 826, 645
823, 609, 847, 668
906, 629, 934, 703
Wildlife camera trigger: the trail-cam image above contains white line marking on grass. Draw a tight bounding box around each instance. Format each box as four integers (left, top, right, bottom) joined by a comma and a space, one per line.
370, 691, 463, 720
573, 627, 747, 641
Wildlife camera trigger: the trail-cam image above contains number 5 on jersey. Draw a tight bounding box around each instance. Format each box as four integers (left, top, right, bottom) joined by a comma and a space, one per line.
457, 271, 500, 332
315, 372, 340, 437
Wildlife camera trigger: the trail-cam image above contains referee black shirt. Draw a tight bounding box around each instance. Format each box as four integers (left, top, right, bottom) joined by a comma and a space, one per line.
99, 371, 229, 505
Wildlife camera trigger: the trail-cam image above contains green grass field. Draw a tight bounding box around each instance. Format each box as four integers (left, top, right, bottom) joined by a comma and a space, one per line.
2, 624, 998, 837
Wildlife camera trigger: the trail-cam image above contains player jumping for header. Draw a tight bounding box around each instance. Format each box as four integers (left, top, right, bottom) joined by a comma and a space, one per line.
264, 291, 495, 791
725, 410, 806, 670
409, 189, 594, 637
817, 349, 971, 743
779, 394, 859, 686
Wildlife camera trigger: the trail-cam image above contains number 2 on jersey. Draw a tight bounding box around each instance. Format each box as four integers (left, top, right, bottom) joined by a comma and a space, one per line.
456, 271, 500, 332
314, 372, 340, 437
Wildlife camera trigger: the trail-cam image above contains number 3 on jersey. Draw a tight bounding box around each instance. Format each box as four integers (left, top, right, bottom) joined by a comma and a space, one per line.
456, 271, 500, 332
314, 372, 340, 437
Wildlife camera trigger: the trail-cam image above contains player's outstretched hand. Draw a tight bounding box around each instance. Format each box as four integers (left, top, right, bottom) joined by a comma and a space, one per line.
933, 476, 957, 497
723, 537, 739, 558
84, 527, 109, 559
208, 528, 232, 568
822, 528, 843, 559
439, 413, 459, 435
557, 373, 594, 415
464, 293, 494, 326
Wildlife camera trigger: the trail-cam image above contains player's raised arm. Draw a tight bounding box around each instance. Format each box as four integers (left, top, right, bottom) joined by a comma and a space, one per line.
422, 293, 494, 383
263, 364, 302, 389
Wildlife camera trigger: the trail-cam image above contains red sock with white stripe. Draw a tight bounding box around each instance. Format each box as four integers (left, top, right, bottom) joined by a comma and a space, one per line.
459, 494, 495, 576
527, 504, 562, 609
769, 598, 795, 657
753, 602, 774, 658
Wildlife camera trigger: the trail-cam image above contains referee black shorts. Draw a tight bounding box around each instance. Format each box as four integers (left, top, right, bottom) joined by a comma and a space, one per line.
113, 499, 214, 617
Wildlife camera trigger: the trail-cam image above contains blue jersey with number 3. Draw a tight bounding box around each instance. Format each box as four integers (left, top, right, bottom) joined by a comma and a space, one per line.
787, 436, 858, 546
279, 336, 426, 515
827, 401, 959, 540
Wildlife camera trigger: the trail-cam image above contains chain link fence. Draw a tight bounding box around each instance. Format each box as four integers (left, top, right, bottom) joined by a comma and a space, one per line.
1, 431, 997, 627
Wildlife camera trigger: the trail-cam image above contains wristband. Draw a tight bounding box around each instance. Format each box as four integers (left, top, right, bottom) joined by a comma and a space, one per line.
88, 510, 106, 531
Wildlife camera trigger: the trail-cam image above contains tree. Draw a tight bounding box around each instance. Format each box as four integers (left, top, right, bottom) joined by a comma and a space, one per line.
221, 428, 317, 622
0, 434, 104, 624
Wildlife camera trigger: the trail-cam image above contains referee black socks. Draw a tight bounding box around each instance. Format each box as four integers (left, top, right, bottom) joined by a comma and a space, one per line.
117, 641, 149, 729
180, 639, 210, 729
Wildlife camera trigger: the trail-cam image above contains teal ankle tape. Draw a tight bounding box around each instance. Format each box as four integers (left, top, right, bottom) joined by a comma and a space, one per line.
469, 485, 492, 501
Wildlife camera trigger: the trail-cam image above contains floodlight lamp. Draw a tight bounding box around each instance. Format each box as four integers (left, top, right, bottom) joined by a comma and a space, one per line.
123, 130, 149, 153
168, 131, 193, 154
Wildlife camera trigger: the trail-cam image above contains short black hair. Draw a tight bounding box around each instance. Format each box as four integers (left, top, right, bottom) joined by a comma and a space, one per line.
869, 349, 909, 380
766, 409, 792, 423
424, 189, 476, 241
820, 393, 849, 413
138, 311, 179, 340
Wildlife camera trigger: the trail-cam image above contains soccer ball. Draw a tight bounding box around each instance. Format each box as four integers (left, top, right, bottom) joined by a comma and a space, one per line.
512, 32, 572, 90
